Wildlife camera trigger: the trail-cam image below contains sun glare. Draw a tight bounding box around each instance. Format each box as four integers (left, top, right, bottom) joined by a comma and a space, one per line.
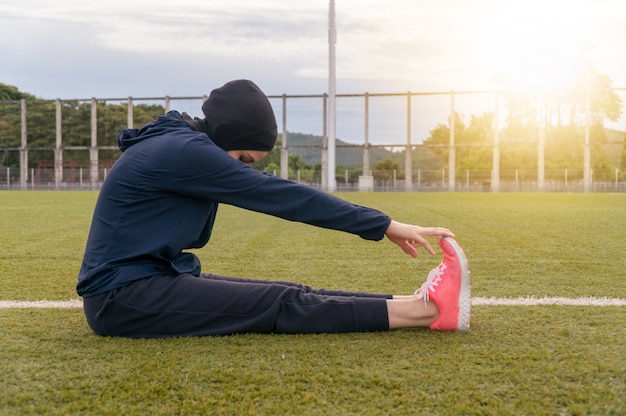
483, 1, 593, 93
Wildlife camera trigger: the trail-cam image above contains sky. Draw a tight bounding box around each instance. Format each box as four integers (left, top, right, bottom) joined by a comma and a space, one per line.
1, 0, 626, 140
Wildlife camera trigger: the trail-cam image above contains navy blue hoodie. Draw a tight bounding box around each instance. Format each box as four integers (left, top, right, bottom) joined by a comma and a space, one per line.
76, 111, 391, 297
77, 80, 391, 297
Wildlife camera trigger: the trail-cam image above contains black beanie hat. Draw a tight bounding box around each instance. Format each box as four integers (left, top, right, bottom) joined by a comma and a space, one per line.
183, 80, 277, 152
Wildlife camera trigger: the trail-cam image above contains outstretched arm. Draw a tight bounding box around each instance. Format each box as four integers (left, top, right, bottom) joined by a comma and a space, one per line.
385, 220, 454, 258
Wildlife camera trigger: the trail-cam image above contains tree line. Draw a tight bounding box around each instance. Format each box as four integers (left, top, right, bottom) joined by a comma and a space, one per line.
0, 84, 164, 168
2, 72, 625, 182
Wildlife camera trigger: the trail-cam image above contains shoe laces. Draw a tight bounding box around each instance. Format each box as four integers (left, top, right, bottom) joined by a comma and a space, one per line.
414, 263, 447, 309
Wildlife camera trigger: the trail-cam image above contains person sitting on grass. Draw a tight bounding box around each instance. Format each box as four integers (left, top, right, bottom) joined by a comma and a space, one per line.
77, 79, 471, 338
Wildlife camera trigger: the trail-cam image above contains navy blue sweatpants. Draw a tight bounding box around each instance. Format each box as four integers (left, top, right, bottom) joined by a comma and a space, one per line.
83, 273, 391, 338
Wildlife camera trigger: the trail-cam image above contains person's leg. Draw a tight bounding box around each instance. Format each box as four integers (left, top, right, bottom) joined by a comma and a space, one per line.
82, 236, 469, 337
386, 297, 439, 329
205, 273, 440, 330
83, 273, 394, 338
202, 273, 393, 299
202, 274, 442, 328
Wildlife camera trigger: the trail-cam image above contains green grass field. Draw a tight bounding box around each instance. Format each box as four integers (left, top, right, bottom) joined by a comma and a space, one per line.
1, 191, 625, 415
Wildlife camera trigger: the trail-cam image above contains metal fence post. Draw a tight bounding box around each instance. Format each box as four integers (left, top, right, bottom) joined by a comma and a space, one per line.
491, 91, 500, 192
405, 92, 413, 191
583, 82, 591, 193
90, 98, 99, 188
280, 94, 288, 180
448, 91, 456, 191
20, 99, 28, 189
55, 98, 63, 188
321, 94, 328, 190
127, 97, 134, 129
538, 93, 546, 192
363, 92, 370, 177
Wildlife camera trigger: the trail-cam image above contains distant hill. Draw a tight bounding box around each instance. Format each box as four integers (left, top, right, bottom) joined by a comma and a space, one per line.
280, 129, 626, 172
282, 132, 394, 167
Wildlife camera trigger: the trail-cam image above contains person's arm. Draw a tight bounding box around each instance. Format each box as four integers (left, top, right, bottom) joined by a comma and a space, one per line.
170, 136, 453, 251
168, 137, 391, 240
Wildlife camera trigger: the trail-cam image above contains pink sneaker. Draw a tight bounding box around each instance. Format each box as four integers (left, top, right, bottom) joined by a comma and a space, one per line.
415, 237, 471, 331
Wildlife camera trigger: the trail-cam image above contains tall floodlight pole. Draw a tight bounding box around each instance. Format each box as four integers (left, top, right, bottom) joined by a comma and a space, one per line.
327, 0, 337, 192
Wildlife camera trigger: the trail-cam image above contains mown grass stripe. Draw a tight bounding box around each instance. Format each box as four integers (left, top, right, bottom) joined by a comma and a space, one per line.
1, 297, 625, 309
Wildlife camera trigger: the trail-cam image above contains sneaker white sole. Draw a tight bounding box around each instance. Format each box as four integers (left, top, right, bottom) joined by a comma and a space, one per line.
442, 237, 471, 331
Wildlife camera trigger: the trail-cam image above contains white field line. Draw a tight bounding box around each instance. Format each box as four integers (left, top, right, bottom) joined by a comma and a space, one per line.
471, 297, 626, 306
0, 300, 83, 309
0, 297, 625, 309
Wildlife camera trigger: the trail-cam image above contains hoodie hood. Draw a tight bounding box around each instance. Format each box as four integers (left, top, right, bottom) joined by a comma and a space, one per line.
118, 128, 143, 152
117, 112, 186, 152
182, 79, 277, 152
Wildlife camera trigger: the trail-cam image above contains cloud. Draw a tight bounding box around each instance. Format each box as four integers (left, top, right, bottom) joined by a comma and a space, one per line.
1, 0, 327, 57
1, 0, 625, 102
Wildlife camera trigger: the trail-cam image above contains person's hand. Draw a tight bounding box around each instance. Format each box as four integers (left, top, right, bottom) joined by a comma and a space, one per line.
384, 220, 455, 258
